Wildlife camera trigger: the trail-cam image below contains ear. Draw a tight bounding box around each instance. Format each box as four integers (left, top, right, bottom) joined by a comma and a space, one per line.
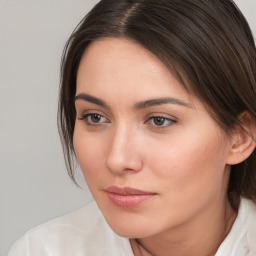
227, 112, 256, 165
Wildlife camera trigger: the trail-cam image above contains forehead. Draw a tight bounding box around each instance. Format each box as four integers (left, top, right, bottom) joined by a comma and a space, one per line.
77, 37, 173, 86
76, 38, 191, 104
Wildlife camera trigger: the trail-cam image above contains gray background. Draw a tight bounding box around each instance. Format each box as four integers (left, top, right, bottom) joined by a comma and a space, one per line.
1, 0, 255, 255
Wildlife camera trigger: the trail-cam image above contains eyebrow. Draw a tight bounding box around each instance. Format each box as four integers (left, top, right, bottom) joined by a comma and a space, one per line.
134, 97, 192, 109
74, 93, 109, 109
74, 93, 191, 109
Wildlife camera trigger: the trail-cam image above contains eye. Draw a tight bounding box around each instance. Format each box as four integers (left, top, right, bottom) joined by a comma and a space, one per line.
78, 113, 108, 125
147, 116, 176, 128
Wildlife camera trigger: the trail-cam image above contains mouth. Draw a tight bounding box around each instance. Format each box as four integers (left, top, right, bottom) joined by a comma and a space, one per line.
104, 186, 157, 208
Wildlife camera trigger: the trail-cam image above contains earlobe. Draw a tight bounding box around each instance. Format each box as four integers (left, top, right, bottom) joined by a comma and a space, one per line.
227, 112, 256, 165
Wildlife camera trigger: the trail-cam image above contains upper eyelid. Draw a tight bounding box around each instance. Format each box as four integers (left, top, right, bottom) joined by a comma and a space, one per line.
147, 116, 176, 124
149, 116, 173, 121
79, 113, 106, 120
77, 109, 110, 119
145, 112, 178, 121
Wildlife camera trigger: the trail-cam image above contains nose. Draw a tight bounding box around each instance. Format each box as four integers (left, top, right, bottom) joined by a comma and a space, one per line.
105, 124, 143, 175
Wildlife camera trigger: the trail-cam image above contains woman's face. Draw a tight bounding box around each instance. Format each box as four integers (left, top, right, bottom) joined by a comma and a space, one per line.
74, 38, 233, 238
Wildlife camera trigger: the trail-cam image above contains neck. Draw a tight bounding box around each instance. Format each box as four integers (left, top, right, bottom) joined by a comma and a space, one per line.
130, 196, 237, 256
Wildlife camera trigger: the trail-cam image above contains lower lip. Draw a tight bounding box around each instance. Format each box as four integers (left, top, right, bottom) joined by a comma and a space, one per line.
106, 192, 156, 208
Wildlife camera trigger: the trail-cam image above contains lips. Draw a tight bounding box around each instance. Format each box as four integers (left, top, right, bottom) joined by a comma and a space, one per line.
104, 186, 157, 208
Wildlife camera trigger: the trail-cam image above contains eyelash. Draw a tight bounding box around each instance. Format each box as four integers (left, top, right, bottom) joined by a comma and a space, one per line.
78, 113, 177, 129
78, 113, 108, 126
146, 116, 177, 129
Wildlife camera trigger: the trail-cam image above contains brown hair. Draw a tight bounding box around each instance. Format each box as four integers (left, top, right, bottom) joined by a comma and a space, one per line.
58, 0, 256, 209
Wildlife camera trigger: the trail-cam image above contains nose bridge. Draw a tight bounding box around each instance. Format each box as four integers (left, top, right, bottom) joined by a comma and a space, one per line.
112, 122, 131, 151
105, 121, 142, 174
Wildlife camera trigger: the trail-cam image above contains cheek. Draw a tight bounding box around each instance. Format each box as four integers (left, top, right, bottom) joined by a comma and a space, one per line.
73, 125, 107, 183
144, 130, 228, 194
142, 136, 229, 225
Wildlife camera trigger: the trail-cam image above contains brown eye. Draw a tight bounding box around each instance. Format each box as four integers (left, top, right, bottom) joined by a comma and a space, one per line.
78, 113, 108, 125
147, 116, 176, 128
153, 117, 166, 126
90, 114, 102, 123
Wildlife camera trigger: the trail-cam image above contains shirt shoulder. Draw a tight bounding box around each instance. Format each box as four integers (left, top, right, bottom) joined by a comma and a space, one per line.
8, 202, 133, 256
216, 198, 256, 256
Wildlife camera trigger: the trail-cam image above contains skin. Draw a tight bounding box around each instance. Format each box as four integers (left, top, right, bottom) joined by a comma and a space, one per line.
74, 38, 238, 256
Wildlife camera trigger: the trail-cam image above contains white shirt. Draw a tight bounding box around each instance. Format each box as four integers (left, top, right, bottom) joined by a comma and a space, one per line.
8, 198, 256, 256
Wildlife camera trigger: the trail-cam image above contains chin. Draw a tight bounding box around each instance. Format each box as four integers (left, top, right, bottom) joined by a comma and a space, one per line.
102, 212, 159, 239
109, 223, 152, 239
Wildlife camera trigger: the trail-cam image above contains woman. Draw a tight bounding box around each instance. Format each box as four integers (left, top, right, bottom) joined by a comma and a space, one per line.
9, 0, 256, 255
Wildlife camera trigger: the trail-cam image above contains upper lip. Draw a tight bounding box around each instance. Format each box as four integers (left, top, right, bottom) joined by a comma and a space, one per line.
104, 186, 156, 195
